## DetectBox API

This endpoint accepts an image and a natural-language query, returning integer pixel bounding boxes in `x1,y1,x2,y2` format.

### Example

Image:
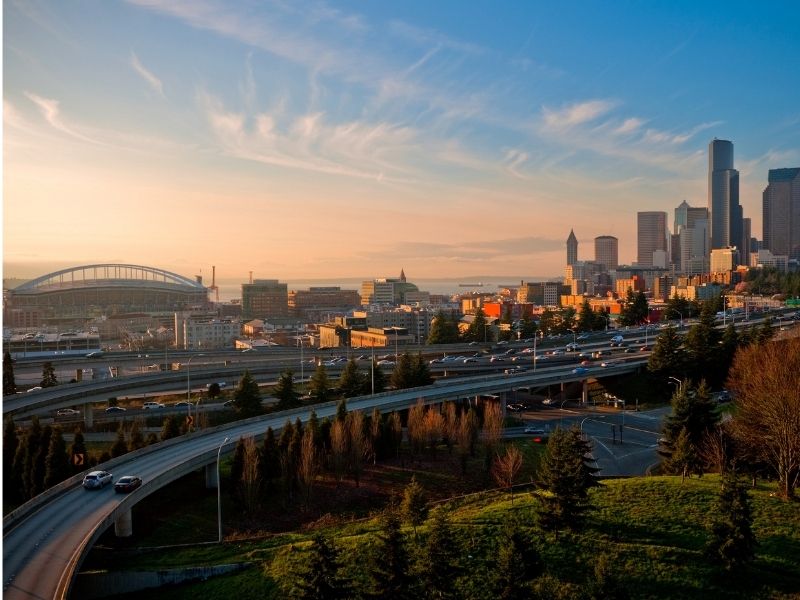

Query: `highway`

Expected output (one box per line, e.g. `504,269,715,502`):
3,359,648,600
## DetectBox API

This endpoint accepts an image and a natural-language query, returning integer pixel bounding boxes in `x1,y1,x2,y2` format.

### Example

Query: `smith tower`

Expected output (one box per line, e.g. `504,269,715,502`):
708,139,742,253
566,229,578,266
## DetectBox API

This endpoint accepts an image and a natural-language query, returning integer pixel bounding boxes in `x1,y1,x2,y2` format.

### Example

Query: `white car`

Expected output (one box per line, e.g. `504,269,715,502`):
83,470,113,490
56,408,81,417
142,401,165,410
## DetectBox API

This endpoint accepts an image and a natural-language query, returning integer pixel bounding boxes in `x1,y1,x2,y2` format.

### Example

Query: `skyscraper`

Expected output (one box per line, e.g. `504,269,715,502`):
673,200,709,273
594,236,618,271
637,212,668,267
763,167,800,261
708,139,742,253
566,229,578,266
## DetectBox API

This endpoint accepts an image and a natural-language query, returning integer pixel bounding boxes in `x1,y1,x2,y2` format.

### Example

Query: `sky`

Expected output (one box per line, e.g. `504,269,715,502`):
4,0,800,284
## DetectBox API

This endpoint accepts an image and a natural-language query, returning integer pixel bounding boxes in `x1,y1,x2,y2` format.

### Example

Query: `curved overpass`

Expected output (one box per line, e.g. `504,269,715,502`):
3,361,643,599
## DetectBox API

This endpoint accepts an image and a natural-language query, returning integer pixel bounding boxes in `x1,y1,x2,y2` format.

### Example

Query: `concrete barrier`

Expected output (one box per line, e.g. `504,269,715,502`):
72,562,254,599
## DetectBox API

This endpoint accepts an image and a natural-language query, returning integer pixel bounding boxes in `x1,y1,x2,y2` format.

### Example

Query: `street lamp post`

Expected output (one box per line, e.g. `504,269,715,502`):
667,376,682,394
217,436,229,543
559,397,570,427
665,308,683,329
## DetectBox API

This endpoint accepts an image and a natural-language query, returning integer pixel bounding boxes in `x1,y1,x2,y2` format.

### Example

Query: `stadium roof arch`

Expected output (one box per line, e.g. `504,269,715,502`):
14,264,205,294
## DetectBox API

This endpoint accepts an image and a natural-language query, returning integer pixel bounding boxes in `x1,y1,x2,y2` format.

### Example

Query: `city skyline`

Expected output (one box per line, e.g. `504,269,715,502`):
4,2,800,280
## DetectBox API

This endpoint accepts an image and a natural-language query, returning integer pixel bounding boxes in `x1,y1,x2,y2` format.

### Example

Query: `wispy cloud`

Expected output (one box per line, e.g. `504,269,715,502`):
541,99,616,130
130,51,165,97
24,91,104,145
504,149,530,179
614,117,646,136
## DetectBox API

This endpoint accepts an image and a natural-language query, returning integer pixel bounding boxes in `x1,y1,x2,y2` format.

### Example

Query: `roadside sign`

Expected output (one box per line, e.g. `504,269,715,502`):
186,415,194,427
73,453,85,466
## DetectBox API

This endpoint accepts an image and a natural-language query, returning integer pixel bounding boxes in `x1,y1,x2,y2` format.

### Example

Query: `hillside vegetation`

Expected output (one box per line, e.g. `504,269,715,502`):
108,475,800,600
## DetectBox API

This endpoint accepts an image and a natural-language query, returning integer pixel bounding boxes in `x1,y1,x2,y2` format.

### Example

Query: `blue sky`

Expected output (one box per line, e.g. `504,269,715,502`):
4,0,800,281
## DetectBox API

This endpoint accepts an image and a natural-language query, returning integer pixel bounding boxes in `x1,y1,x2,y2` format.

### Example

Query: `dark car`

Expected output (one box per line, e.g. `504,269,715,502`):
105,406,127,413
114,475,142,493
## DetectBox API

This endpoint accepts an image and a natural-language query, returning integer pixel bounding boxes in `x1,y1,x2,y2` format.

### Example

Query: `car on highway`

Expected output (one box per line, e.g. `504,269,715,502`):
623,347,635,353
572,367,589,375
222,399,236,408
523,426,546,435
85,351,104,358
542,398,555,405
206,382,228,389
56,408,81,417
83,470,113,490
173,401,193,408
142,401,165,410
489,356,505,362
114,476,142,494
462,357,477,363
376,360,395,366
639,346,650,352
105,406,127,413
26,386,43,393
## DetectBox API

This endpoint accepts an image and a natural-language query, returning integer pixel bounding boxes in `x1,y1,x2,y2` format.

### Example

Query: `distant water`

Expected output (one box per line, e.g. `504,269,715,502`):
214,276,558,302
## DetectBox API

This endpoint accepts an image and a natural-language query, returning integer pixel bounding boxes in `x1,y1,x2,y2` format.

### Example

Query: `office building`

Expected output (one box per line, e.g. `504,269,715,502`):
708,139,742,254
672,200,709,273
594,236,619,271
241,279,288,320
566,229,578,266
710,247,737,273
288,287,360,321
637,211,668,267
763,167,800,261
360,270,423,306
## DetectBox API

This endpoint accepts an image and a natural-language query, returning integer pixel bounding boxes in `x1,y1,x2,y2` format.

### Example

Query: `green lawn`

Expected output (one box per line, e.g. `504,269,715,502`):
100,475,800,599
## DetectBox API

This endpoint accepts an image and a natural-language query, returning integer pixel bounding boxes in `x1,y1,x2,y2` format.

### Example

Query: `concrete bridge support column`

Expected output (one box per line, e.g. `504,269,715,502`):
205,463,219,489
582,380,588,405
560,382,566,400
115,510,133,537
84,405,93,429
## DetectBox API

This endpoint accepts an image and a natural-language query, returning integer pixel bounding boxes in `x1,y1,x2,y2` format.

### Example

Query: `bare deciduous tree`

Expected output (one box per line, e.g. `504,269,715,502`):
423,407,444,459
492,444,524,504
407,400,426,457
482,401,504,456
330,419,348,486
442,402,458,455
298,428,321,505
241,437,261,514
347,410,367,487
727,337,800,499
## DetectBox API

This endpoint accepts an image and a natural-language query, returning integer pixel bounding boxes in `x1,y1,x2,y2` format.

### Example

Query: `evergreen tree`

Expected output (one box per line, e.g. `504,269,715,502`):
632,290,649,324
705,470,757,571
307,410,323,450
400,476,428,538
411,352,433,387
260,426,280,492
718,323,740,383
230,436,246,498
757,316,775,343
427,310,460,344
391,352,414,389
371,360,387,394
111,425,128,458
4,418,19,495
647,325,686,377
289,532,350,600
368,509,413,599
491,520,542,600
537,428,600,532
160,415,181,441
335,398,348,423
660,380,720,468
417,507,461,600
31,424,53,498
128,421,145,451
519,314,538,339
274,370,300,410
463,308,491,343
308,364,332,403
234,370,263,416
20,417,42,500
9,431,28,505
70,430,87,473
663,427,698,481
40,361,58,388
44,427,70,488
339,359,366,398
577,299,595,332
3,351,17,395
618,289,638,327
684,305,721,382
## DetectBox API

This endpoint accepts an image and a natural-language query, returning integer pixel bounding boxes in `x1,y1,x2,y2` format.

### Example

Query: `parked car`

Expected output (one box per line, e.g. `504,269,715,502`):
114,475,142,493
56,408,81,417
83,470,113,490
105,406,127,413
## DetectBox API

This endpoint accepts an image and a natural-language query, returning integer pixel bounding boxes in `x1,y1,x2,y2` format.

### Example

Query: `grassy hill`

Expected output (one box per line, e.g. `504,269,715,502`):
103,474,800,599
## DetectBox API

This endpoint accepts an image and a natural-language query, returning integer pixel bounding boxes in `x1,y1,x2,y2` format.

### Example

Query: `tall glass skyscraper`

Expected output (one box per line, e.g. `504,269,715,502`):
566,229,578,266
708,139,742,253
763,167,800,261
